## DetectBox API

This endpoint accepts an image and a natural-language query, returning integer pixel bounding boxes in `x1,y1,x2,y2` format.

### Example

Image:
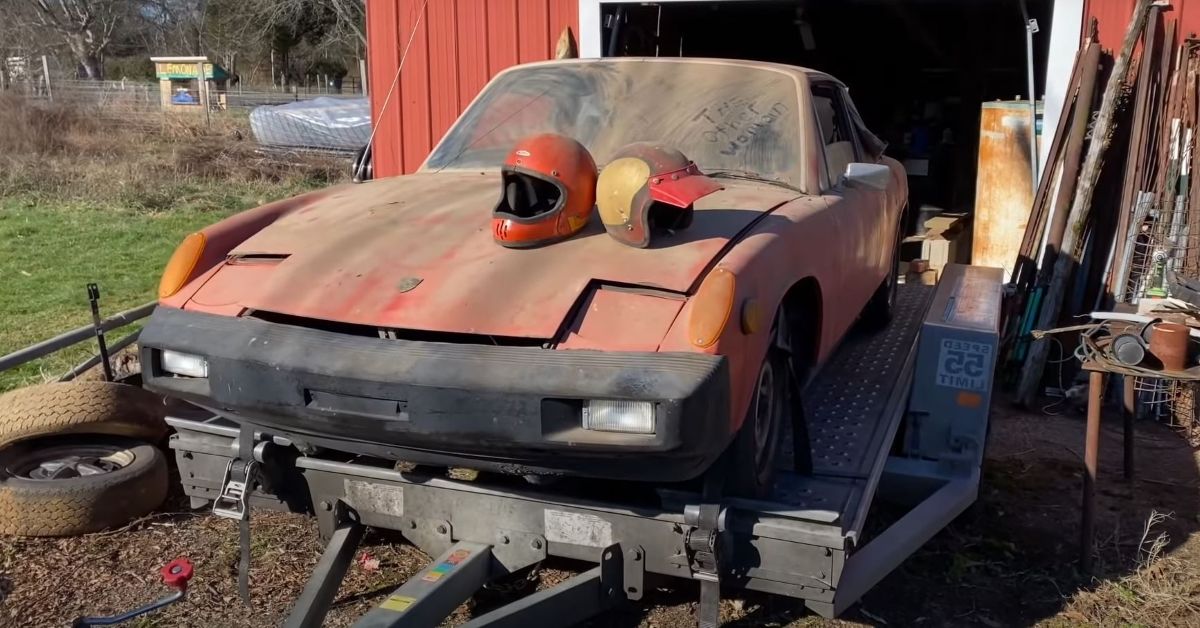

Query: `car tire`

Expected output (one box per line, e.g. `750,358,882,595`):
861,229,901,330
0,436,168,536
727,345,789,498
0,382,168,450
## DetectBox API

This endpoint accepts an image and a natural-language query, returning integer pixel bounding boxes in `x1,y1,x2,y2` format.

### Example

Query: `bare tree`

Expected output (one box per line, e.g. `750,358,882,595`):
250,0,364,49
15,0,128,79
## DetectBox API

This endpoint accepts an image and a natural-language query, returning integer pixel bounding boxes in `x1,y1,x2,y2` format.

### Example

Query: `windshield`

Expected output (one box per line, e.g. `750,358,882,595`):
423,60,803,185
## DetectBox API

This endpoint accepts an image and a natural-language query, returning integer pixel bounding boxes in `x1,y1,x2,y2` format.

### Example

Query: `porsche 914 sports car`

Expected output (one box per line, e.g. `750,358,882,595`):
141,58,907,496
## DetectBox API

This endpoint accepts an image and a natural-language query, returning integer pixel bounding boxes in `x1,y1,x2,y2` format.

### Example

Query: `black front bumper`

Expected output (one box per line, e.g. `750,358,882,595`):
140,308,732,482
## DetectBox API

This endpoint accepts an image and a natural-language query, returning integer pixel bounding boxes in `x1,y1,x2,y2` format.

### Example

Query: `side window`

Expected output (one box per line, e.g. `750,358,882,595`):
811,83,861,187
843,89,887,161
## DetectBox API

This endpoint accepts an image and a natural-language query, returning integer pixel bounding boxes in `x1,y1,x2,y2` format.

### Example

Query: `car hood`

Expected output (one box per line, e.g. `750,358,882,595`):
195,171,799,339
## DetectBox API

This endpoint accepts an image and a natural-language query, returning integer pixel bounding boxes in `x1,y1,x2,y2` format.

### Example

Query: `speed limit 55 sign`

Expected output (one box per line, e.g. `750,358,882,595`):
936,338,992,392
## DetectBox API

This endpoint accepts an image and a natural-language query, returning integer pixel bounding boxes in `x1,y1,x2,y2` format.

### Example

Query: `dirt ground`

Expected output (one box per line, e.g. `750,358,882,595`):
1,399,1198,627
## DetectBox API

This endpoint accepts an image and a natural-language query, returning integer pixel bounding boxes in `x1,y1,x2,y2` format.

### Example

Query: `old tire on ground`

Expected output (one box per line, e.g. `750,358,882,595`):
0,382,167,450
861,229,901,330
727,345,789,498
0,436,168,536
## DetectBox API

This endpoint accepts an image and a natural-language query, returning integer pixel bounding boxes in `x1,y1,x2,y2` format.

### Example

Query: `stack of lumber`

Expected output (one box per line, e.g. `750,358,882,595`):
1007,0,1200,404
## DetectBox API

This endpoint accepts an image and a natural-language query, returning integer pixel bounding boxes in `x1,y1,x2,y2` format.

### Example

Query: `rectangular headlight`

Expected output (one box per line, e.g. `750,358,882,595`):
161,350,208,378
582,400,655,434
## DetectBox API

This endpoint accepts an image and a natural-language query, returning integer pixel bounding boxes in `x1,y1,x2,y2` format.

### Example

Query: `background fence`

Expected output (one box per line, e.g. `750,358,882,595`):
1,56,369,157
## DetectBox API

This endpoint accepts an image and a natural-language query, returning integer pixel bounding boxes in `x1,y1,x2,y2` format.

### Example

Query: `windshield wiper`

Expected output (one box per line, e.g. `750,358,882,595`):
704,170,803,194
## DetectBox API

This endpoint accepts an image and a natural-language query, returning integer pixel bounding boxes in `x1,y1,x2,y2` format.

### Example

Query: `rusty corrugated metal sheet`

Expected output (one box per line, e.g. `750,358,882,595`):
367,0,579,178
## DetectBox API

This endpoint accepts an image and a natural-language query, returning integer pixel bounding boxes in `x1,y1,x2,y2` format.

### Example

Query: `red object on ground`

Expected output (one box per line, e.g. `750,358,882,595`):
160,558,194,590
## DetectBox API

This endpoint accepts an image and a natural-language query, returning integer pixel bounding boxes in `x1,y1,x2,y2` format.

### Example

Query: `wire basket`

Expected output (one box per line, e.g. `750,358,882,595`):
1119,196,1200,304
1132,377,1200,445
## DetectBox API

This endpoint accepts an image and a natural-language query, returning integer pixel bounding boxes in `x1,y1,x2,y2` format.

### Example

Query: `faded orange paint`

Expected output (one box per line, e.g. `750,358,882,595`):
169,59,906,437
558,289,686,352
187,173,798,339
367,0,579,177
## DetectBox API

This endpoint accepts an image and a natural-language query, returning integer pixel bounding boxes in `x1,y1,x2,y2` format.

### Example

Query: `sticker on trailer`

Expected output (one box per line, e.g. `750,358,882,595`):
420,550,470,582
544,510,613,548
936,338,992,392
380,595,415,612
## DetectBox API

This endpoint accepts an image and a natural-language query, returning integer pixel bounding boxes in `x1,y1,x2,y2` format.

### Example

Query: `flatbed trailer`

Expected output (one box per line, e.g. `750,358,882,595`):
167,263,1002,626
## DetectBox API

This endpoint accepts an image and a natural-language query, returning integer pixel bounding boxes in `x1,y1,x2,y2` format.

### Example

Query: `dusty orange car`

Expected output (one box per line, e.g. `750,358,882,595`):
140,58,907,496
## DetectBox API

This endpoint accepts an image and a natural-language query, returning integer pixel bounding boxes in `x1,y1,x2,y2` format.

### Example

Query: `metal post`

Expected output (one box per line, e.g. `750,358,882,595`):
1081,370,1103,572
359,58,369,96
41,55,52,101
1019,0,1040,194
1123,375,1136,480
196,61,210,127
283,521,365,628
86,284,114,382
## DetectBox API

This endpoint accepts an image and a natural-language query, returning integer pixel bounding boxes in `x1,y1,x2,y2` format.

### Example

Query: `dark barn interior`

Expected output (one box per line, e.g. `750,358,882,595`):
602,0,1054,229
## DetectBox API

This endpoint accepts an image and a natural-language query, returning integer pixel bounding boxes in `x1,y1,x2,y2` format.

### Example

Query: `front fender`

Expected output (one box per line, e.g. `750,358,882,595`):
159,186,341,309
660,195,837,432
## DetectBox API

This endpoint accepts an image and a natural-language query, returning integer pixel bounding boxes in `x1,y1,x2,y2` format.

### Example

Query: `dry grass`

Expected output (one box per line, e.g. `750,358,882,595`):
1064,511,1200,626
0,95,344,204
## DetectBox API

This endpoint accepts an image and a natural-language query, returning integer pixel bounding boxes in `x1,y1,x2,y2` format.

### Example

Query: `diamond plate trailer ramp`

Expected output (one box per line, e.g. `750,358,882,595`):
165,264,1002,626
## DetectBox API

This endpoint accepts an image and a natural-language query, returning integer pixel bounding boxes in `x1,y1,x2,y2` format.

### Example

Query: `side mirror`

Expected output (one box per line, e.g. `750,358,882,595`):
843,162,890,191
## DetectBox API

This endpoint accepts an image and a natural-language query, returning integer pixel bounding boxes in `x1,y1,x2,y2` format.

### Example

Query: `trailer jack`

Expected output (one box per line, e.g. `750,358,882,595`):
72,558,194,627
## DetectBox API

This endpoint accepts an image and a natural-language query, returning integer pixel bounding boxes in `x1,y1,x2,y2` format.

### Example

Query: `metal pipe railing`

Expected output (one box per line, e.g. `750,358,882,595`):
58,330,142,382
0,302,155,374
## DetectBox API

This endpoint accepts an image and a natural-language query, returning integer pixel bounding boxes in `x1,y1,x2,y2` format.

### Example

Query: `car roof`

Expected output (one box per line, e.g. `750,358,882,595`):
504,57,845,88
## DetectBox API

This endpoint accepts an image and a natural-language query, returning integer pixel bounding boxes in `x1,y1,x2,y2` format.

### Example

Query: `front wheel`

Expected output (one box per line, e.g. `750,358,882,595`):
727,346,789,498
861,229,901,330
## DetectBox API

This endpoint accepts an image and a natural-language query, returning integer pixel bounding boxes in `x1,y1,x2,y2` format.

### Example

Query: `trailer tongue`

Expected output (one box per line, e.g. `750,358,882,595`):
167,264,1001,627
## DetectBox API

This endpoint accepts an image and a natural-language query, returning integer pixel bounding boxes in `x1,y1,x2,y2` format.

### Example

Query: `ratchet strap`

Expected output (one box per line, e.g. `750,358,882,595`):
237,428,254,605
689,459,726,628
212,427,258,605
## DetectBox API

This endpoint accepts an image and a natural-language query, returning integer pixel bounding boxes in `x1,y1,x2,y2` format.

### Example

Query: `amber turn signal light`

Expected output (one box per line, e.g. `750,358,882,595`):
158,232,206,299
689,268,736,348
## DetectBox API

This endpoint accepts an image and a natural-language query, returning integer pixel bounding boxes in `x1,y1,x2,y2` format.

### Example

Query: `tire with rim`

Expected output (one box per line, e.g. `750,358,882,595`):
861,228,901,330
727,340,790,499
0,382,167,450
0,435,168,536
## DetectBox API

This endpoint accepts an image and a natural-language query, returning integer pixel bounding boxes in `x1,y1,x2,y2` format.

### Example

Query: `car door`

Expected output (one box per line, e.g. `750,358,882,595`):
811,82,882,312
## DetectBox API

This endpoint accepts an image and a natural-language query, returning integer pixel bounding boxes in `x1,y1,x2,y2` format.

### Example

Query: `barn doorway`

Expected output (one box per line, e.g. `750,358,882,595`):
597,0,1054,231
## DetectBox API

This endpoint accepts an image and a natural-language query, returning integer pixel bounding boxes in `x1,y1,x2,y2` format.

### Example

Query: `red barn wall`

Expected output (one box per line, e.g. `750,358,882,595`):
367,0,579,178
1085,0,1200,49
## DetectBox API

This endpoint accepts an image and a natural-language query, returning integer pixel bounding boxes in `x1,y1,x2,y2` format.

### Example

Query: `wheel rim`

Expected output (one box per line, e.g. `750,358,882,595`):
752,360,777,474
7,444,134,480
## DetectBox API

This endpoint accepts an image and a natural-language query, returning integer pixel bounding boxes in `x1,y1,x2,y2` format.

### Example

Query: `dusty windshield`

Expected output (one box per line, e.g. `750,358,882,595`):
423,60,802,185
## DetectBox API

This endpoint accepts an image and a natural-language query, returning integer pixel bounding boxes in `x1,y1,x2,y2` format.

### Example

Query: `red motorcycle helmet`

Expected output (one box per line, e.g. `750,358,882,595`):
596,143,723,248
492,133,598,248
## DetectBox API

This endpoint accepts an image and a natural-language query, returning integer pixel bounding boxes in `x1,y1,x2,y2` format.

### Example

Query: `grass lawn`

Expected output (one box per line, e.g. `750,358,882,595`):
0,93,341,392
0,185,309,392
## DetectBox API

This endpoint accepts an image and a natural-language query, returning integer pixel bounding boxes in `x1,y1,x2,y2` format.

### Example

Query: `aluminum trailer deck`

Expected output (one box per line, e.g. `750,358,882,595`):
167,264,1002,626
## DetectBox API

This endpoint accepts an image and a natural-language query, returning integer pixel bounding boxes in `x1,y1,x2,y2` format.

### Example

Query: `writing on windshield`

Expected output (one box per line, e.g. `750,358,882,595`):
424,60,802,185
